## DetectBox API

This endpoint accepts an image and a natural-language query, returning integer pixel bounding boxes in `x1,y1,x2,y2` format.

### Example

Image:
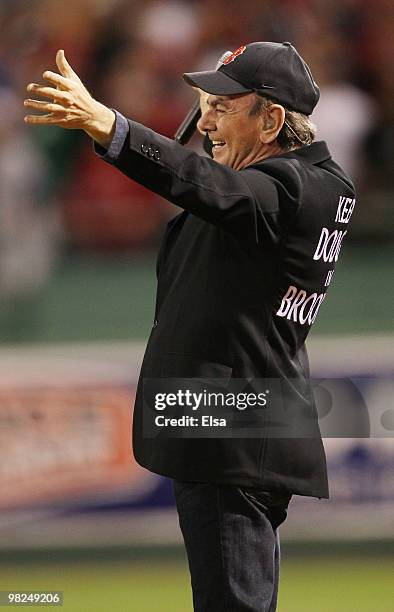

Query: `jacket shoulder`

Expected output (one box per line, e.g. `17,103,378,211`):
242,156,304,217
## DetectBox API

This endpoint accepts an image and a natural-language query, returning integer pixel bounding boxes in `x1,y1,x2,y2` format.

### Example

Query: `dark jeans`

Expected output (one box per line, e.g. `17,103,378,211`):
173,481,291,612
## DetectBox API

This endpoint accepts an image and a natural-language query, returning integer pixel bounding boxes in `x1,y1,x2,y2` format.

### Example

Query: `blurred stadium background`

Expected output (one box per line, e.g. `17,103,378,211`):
0,0,393,610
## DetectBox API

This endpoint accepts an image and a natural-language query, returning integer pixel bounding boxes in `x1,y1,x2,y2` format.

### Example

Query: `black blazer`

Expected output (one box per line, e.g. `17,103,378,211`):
100,120,356,498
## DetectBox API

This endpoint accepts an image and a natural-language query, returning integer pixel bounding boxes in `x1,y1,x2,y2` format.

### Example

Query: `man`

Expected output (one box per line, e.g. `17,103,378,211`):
25,42,356,611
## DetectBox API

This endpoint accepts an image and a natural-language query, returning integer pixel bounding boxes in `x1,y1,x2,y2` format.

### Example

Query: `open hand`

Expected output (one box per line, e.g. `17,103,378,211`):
24,50,116,147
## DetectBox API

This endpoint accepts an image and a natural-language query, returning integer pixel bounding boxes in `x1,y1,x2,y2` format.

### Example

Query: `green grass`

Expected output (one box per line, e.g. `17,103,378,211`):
279,557,393,612
1,556,392,611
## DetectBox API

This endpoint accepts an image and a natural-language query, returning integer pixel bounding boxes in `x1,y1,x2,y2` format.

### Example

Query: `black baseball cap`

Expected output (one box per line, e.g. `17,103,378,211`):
183,42,319,115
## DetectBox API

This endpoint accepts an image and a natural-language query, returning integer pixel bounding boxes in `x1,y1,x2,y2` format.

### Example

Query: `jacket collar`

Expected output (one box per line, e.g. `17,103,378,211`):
251,141,332,167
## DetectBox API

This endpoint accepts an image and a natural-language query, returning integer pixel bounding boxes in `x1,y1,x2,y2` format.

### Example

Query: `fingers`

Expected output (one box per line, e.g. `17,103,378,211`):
56,49,81,81
24,51,91,130
24,99,66,113
26,83,70,103
42,71,73,89
24,113,66,125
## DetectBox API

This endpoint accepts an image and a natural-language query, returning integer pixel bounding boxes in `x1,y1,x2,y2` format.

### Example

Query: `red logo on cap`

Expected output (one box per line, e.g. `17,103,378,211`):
223,45,246,65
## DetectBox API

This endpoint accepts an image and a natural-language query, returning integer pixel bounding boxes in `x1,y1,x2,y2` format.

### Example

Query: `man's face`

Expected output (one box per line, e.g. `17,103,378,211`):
197,92,264,171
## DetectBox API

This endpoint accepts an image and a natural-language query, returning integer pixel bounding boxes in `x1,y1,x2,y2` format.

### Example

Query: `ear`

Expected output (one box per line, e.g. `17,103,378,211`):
259,104,285,144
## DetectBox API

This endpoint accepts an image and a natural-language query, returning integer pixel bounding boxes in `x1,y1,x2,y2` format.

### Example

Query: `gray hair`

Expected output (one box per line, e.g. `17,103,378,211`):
249,94,316,151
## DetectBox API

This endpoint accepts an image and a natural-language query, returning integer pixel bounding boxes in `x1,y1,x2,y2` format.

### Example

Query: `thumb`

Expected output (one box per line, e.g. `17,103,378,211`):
56,49,81,81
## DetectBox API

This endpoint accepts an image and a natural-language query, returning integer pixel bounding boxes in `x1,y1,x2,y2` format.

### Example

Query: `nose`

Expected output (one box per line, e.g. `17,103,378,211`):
197,106,215,136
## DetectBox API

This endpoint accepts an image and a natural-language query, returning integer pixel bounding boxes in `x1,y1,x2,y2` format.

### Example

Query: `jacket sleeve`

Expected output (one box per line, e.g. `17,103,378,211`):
96,117,302,244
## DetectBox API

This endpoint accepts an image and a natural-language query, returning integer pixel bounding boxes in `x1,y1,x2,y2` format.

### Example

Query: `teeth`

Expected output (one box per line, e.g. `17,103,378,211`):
212,141,225,146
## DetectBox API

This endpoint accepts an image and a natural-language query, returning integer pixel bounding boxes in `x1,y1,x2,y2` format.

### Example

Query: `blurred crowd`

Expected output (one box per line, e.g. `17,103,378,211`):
0,0,392,300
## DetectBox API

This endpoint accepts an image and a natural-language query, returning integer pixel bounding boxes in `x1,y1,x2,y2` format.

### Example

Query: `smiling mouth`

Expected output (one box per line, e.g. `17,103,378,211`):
212,141,226,151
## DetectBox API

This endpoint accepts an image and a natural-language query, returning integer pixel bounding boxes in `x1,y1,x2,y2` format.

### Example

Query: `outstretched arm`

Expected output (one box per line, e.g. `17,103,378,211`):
24,51,289,243
24,50,116,148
